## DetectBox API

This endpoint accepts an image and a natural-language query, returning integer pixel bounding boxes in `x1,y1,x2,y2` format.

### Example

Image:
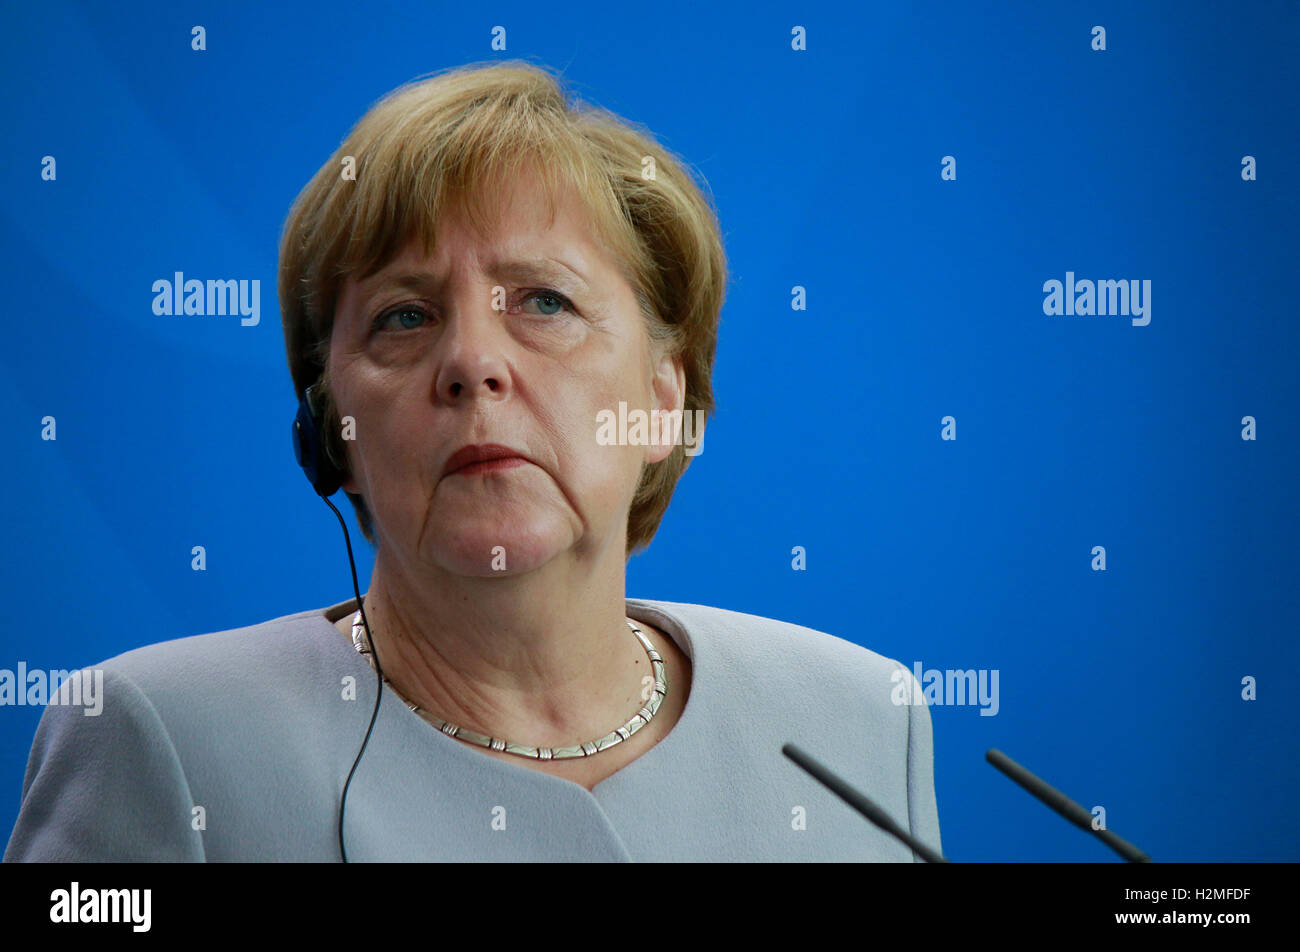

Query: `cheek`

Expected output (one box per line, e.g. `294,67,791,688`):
355,398,429,483
587,353,650,409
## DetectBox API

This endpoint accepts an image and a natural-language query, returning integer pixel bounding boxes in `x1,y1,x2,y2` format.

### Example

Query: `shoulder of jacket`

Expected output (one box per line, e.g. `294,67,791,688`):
81,606,340,708
627,597,911,683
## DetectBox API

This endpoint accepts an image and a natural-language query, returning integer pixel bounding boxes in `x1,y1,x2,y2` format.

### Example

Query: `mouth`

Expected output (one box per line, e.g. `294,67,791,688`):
446,457,528,477
442,443,531,477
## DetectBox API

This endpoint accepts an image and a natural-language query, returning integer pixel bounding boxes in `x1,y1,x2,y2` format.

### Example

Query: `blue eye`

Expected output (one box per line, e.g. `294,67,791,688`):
371,290,576,334
372,307,429,333
521,290,575,317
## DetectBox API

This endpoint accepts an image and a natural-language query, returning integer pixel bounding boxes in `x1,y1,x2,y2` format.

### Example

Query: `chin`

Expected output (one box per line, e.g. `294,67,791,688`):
424,519,576,576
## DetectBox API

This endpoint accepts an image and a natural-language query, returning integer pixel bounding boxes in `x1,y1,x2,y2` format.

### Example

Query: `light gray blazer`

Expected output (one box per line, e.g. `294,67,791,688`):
4,598,941,862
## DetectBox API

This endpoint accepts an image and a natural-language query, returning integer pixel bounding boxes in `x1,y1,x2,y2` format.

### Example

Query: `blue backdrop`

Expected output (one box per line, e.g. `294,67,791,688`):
2,0,1296,862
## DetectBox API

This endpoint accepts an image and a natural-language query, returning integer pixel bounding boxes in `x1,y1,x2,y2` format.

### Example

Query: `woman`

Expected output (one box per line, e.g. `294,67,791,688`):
4,60,940,862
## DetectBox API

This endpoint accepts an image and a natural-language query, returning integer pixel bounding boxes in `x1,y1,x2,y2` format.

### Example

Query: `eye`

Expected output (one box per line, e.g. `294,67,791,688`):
369,290,576,334
518,289,576,317
371,306,430,333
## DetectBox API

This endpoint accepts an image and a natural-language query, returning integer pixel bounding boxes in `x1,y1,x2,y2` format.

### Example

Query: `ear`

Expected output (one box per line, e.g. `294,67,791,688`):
646,348,686,466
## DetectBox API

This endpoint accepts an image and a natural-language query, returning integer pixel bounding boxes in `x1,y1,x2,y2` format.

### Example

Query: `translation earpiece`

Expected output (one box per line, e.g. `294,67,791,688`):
292,382,345,497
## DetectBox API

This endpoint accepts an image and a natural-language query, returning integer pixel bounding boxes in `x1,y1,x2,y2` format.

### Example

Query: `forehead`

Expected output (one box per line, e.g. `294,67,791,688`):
351,169,612,295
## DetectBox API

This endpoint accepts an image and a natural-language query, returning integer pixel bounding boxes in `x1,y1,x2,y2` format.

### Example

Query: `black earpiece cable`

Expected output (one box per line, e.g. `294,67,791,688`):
320,493,383,863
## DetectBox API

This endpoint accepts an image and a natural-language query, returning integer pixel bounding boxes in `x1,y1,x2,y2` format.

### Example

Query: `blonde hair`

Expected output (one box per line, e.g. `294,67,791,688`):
277,59,727,557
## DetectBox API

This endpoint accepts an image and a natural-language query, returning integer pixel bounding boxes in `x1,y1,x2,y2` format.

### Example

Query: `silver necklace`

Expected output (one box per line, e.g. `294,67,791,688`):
350,610,668,760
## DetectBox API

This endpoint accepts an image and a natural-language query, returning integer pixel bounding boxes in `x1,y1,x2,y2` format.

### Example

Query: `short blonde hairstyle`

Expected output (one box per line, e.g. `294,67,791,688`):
278,59,727,557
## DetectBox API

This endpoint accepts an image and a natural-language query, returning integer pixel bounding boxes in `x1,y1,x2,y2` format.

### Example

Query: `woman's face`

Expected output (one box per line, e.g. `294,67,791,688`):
328,170,683,576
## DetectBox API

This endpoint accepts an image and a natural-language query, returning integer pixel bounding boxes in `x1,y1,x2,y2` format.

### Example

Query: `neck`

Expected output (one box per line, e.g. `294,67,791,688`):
359,540,647,746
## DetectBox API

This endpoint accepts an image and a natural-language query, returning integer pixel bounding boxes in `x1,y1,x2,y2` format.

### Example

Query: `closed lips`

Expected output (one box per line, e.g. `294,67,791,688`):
442,444,528,475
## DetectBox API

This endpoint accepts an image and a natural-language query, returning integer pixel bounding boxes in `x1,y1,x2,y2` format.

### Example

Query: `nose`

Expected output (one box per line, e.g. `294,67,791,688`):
432,288,513,404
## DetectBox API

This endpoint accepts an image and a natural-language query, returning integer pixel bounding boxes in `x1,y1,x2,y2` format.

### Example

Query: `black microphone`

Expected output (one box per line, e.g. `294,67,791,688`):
782,742,949,863
986,748,1152,862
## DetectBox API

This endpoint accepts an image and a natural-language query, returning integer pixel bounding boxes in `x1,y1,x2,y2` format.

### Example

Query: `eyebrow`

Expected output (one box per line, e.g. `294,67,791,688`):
358,257,592,297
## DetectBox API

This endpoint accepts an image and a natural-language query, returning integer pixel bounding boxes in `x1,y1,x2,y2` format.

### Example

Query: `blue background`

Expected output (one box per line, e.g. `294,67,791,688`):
1,0,1296,862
